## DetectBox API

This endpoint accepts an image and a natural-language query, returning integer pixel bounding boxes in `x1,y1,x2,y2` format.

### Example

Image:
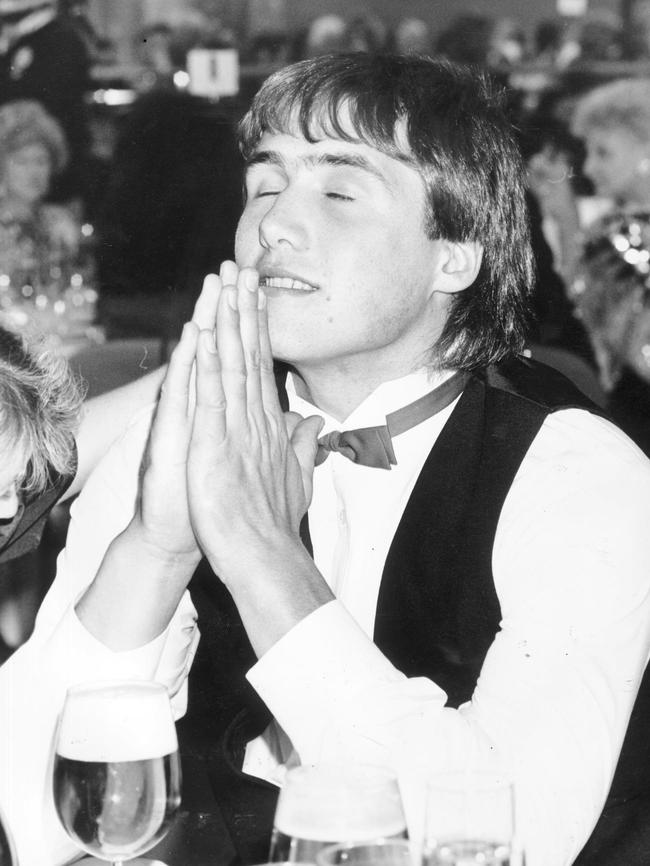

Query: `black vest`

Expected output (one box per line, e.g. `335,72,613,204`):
176,357,650,865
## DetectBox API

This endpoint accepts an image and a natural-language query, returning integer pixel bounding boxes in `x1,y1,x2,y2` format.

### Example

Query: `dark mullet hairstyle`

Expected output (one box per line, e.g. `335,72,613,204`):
238,53,534,370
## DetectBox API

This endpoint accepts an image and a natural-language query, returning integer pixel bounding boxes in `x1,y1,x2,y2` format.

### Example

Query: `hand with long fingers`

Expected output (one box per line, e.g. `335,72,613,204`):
186,266,332,654
136,321,202,559
191,262,240,330
76,321,205,649
134,263,237,554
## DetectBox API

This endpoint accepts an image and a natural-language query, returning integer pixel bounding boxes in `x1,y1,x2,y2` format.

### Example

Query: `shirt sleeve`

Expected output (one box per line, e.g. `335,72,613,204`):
0,404,199,866
247,409,650,866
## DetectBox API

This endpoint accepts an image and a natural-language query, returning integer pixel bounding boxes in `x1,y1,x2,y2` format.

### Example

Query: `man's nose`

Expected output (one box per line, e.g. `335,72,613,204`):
258,189,308,251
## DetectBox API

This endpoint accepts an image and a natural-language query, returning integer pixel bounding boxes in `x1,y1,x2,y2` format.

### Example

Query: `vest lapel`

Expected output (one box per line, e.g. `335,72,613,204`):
374,368,550,708
373,376,498,707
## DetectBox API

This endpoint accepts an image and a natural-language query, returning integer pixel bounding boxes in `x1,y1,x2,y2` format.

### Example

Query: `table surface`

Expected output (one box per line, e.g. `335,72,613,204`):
144,807,238,866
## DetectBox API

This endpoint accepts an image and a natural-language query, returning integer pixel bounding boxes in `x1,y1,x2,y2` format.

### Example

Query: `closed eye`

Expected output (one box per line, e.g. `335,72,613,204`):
326,192,354,201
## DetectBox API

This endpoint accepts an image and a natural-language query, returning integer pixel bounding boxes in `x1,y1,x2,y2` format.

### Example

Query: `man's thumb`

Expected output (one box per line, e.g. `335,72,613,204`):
291,414,325,469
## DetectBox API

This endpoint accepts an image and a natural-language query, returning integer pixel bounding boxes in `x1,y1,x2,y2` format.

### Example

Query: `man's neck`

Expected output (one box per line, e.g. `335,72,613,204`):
290,358,435,421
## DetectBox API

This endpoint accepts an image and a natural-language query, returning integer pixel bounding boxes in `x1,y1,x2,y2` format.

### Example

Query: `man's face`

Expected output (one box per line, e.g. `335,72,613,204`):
235,125,451,379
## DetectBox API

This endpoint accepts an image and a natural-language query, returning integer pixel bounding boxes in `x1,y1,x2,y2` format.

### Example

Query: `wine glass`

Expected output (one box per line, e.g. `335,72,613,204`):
269,764,407,864
422,771,524,866
52,680,182,866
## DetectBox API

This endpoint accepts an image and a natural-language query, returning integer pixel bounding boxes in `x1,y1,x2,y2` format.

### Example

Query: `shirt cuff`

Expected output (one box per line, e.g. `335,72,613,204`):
247,600,437,764
42,590,198,703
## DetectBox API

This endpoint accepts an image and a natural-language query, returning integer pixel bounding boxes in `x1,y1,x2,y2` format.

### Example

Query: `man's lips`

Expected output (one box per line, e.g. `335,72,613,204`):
258,272,319,293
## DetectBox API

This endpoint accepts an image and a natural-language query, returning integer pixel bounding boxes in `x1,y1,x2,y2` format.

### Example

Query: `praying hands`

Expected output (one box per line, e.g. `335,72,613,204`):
184,263,333,654
153,263,332,655
76,264,331,656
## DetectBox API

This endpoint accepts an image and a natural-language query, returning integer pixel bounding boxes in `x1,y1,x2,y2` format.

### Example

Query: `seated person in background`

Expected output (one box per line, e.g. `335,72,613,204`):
0,100,80,287
342,14,386,54
299,14,346,59
3,54,650,866
527,77,650,282
95,87,243,336
571,212,650,451
389,17,431,55
0,0,91,203
528,77,650,450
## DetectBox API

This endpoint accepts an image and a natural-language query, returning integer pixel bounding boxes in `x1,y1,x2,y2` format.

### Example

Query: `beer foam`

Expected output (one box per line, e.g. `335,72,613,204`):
56,682,178,762
274,766,407,841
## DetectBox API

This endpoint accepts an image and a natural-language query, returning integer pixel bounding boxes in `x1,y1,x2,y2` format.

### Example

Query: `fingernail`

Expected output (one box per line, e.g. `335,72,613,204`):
228,288,238,310
220,260,237,284
245,270,258,292
258,290,266,309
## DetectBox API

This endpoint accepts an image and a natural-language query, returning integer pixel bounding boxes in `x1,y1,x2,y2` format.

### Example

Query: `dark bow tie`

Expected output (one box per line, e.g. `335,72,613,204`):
316,371,469,470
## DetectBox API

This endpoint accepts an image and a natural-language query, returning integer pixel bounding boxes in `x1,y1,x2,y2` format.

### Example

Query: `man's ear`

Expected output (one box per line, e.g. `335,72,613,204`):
433,240,484,295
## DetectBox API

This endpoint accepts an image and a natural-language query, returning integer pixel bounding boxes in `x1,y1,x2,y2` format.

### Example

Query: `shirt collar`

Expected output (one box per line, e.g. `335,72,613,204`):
287,367,456,434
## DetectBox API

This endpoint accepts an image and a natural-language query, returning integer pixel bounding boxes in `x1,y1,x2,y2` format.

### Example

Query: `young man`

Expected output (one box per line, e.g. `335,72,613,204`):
3,54,650,866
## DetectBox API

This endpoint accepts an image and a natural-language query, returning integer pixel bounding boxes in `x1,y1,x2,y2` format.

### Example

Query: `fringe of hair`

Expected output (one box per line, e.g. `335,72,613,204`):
0,328,85,496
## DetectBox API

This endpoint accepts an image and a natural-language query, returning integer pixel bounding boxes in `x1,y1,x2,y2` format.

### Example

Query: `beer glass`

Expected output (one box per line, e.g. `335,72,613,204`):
52,681,181,866
269,764,407,864
423,771,524,866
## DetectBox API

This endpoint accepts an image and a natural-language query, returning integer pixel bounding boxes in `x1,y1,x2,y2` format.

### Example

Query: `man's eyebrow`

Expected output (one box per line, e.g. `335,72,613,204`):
245,150,284,169
310,152,386,182
245,149,388,184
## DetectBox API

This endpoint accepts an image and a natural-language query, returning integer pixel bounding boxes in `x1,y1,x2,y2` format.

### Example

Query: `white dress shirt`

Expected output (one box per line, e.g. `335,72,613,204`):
2,369,650,866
